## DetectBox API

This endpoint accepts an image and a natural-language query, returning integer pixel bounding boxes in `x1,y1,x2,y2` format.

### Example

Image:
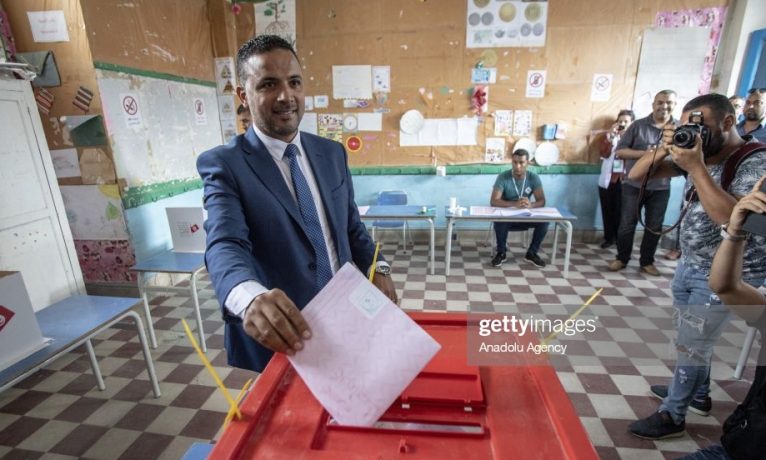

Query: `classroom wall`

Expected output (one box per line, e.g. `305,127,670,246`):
125,174,687,263
295,0,729,167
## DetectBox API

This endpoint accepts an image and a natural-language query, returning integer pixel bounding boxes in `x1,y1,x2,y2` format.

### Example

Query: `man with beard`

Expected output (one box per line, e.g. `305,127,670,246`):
609,90,677,276
197,35,396,372
626,93,766,439
737,88,766,143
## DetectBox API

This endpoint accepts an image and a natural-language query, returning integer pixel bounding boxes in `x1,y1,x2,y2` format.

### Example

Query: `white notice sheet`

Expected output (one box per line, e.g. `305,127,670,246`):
288,263,441,426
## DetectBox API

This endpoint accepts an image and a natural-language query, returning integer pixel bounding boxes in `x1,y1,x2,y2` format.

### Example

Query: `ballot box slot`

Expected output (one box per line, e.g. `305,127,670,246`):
326,417,485,436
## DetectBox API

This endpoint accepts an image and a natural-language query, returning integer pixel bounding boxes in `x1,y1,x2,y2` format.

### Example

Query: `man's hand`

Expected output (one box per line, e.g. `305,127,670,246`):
667,134,705,174
518,197,531,208
728,175,766,234
242,289,311,355
372,274,398,305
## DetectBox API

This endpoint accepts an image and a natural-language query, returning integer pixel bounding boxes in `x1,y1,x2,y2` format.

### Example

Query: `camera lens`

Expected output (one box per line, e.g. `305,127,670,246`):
672,127,696,149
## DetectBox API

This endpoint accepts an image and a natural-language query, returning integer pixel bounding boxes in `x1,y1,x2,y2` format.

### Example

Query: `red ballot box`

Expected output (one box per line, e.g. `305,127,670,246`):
210,313,597,459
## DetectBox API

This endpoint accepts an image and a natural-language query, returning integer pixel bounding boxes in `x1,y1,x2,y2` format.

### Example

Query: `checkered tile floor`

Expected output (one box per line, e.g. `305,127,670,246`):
0,239,760,459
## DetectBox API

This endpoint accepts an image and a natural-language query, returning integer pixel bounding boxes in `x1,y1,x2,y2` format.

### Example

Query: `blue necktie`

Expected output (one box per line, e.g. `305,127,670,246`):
284,144,333,289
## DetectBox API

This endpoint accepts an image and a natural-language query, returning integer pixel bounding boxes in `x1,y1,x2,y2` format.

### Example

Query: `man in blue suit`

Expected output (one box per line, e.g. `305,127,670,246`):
197,35,397,373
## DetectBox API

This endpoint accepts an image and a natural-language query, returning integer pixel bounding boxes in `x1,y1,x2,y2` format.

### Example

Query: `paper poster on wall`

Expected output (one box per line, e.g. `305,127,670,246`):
485,137,505,162
357,113,382,131
333,65,373,100
59,185,128,240
50,148,80,178
27,11,69,43
218,97,236,121
318,114,343,142
299,112,318,135
494,110,513,136
466,0,548,48
304,96,314,111
512,110,532,137
525,70,546,98
221,119,237,143
193,98,207,125
314,95,329,108
342,114,358,133
590,74,613,102
256,0,296,47
372,66,391,92
632,27,709,119
119,92,142,128
214,57,236,95
400,117,478,147
471,68,497,84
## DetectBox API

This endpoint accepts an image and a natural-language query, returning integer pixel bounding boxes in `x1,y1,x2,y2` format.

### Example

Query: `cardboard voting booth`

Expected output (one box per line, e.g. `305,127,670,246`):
0,272,48,372
166,207,206,253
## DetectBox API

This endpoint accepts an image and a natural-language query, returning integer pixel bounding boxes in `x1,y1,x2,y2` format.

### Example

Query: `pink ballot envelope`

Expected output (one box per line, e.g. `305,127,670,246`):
287,263,441,427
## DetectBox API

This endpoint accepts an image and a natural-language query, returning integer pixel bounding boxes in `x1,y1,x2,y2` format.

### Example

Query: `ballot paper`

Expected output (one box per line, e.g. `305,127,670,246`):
469,206,562,218
288,263,441,426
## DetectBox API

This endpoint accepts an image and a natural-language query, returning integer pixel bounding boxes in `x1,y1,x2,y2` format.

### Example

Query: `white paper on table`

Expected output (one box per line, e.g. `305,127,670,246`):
357,113,382,131
332,65,373,100
469,206,561,218
288,263,441,427
299,112,318,135
469,206,499,216
50,148,81,178
357,205,370,215
498,206,562,218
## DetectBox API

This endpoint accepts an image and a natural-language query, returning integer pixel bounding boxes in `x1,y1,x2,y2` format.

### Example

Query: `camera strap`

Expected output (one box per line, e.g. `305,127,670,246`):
639,139,766,236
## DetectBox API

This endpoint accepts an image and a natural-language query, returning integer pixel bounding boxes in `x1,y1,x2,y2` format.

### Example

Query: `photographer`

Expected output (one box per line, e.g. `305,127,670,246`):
597,109,635,249
609,90,677,276
678,176,766,459
626,93,766,440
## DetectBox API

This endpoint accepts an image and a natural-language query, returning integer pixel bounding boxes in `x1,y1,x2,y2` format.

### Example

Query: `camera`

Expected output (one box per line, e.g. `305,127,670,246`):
672,111,710,149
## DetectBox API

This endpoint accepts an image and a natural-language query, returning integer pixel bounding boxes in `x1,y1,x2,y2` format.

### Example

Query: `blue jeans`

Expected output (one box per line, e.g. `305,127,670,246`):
662,260,764,423
494,221,549,256
675,443,729,460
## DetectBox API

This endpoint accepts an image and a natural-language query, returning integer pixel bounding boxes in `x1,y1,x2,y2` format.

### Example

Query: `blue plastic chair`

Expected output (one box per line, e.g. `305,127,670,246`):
371,190,410,248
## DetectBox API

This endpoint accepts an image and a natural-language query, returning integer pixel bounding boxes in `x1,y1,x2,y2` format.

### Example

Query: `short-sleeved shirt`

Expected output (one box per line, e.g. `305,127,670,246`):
737,120,766,143
493,170,542,201
616,114,673,191
680,147,766,280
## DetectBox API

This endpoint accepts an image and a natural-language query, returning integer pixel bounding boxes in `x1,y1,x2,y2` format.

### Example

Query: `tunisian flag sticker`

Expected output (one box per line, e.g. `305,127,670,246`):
0,305,15,332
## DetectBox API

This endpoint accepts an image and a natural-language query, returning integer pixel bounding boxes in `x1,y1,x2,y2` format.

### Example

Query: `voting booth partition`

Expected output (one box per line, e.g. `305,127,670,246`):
210,313,597,459
0,272,48,372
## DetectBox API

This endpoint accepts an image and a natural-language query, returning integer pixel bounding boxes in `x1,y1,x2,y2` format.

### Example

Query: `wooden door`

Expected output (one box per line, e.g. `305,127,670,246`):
0,79,83,310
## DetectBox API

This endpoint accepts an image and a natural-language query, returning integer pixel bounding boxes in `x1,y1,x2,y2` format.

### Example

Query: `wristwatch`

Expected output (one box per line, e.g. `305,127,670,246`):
720,224,746,242
374,264,391,276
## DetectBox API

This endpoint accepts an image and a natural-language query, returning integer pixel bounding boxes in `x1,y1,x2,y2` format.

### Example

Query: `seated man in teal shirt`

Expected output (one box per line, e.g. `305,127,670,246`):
490,149,549,268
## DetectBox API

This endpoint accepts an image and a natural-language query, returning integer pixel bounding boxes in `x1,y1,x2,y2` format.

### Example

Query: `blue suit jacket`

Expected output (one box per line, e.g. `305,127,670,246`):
196,128,379,372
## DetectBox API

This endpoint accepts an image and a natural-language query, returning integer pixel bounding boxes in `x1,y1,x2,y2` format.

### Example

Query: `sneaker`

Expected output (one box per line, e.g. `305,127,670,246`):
640,264,661,276
525,252,546,268
608,259,626,271
490,253,507,267
629,411,685,440
650,385,712,416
